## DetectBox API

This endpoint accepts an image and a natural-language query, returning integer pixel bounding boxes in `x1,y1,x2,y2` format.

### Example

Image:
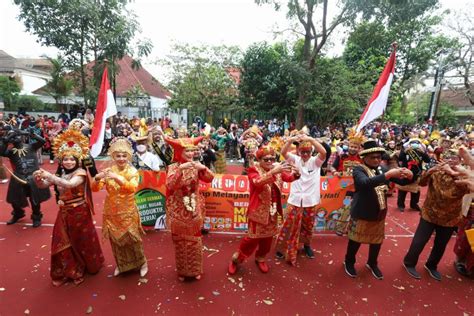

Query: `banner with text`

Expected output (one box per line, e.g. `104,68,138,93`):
136,171,354,233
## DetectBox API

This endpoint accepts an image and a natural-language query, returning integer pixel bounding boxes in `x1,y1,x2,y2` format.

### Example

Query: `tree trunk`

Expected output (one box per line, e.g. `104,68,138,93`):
80,20,88,108
296,87,306,129
400,94,408,115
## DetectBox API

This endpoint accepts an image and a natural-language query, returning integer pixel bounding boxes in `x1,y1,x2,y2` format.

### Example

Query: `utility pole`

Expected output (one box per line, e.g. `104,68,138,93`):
427,50,447,129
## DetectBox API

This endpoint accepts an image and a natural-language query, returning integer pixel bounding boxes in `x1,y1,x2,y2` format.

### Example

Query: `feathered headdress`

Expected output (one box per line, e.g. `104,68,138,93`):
347,128,365,145
53,129,89,161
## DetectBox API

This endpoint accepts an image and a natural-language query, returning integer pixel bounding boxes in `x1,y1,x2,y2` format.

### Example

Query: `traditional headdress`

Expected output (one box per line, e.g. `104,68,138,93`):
298,140,313,151
347,128,365,146
429,130,441,141
108,137,133,158
68,118,89,131
165,136,203,163
248,125,260,138
359,140,386,157
53,129,89,161
256,146,275,160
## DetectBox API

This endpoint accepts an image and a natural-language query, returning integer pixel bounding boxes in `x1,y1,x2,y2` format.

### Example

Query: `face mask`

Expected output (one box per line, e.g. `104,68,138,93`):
342,145,348,151
411,143,420,150
136,144,147,152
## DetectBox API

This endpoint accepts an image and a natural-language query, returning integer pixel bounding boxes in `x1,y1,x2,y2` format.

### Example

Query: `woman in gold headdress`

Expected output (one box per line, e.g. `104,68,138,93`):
91,137,148,277
33,129,104,286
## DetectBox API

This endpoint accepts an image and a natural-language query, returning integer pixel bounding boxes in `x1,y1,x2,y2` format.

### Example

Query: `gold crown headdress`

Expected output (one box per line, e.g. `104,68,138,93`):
108,137,133,157
347,128,365,145
53,129,89,161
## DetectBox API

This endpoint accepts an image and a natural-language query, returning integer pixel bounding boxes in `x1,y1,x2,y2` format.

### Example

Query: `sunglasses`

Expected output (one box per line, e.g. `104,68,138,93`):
300,150,312,155
262,157,276,162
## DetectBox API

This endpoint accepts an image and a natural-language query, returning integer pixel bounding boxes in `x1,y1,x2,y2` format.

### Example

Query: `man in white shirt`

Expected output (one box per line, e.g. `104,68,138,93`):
276,134,326,265
132,136,163,171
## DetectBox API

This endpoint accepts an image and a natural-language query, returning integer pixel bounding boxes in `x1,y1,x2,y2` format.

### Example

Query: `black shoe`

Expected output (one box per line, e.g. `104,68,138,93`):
398,206,405,212
344,262,357,278
454,261,469,277
366,263,383,280
303,245,315,259
201,228,209,235
6,215,25,225
410,205,422,212
424,264,441,281
403,263,421,279
275,251,284,259
32,219,42,228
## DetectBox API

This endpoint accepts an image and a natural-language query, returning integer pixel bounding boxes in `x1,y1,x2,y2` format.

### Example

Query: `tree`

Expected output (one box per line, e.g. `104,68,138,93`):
169,64,239,125
256,0,367,128
14,0,152,107
239,42,297,117
0,75,21,108
162,44,242,125
446,9,474,106
343,1,456,115
306,57,360,126
44,56,74,108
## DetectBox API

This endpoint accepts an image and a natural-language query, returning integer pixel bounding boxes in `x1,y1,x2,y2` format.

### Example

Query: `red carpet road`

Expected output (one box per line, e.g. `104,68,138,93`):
0,161,472,315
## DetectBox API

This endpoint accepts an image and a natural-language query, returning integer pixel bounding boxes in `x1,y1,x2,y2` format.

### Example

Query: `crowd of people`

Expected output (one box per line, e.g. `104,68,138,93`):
0,109,473,287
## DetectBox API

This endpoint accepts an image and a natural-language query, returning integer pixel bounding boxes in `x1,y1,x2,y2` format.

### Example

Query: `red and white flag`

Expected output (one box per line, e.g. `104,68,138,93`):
90,66,117,158
356,47,396,132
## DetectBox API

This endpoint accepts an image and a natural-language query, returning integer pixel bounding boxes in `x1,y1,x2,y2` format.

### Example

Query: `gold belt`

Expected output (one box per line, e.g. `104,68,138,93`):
58,197,86,208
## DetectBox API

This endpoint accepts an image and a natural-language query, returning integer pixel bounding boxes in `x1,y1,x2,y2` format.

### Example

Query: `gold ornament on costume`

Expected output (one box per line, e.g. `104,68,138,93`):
108,137,133,158
12,146,28,157
53,129,89,161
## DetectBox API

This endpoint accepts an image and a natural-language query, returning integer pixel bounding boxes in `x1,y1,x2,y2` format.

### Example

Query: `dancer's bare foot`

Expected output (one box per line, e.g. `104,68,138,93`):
178,276,185,282
195,274,202,280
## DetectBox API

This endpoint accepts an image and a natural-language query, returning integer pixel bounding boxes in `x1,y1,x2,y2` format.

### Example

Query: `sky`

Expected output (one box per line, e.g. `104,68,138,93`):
0,0,471,82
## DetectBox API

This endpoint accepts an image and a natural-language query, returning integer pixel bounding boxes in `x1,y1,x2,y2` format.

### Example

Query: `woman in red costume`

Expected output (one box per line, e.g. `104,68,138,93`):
165,136,214,281
228,146,299,275
33,129,104,286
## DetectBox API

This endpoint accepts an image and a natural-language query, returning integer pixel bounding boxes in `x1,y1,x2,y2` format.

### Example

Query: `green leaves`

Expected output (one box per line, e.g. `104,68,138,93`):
14,0,152,107
162,44,241,124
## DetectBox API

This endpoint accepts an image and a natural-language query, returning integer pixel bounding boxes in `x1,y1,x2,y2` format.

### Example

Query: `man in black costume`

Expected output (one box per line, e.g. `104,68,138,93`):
1,128,51,227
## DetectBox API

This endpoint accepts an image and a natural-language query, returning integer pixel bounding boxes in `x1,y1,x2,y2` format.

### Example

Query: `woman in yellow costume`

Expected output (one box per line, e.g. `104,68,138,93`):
91,137,148,277
165,136,214,281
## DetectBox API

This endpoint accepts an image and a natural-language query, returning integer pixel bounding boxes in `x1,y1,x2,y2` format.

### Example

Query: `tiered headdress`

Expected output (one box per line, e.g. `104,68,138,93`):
53,129,89,161
108,137,133,157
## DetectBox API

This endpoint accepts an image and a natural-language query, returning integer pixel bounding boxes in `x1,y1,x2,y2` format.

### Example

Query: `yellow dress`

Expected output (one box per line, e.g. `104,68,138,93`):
91,164,146,273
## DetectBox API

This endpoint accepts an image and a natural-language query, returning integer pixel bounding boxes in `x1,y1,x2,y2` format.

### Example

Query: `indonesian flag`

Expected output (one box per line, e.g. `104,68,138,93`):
90,66,117,157
356,47,396,132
